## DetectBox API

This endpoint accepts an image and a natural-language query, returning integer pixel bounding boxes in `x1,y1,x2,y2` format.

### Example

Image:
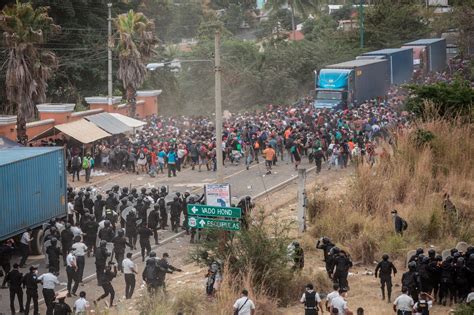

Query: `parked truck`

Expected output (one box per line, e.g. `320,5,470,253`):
402,38,446,75
0,147,67,254
356,47,414,85
314,59,389,109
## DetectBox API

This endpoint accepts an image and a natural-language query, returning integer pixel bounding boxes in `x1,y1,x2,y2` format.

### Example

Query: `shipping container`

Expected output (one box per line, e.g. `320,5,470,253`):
0,147,67,254
357,47,414,85
403,38,447,73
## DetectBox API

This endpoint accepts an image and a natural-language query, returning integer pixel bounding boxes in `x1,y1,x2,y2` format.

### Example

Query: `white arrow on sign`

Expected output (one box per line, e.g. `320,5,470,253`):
191,206,198,214
199,219,206,226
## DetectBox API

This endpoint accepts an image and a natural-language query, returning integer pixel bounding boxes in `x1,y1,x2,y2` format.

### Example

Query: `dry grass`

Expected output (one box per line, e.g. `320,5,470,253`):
308,117,474,263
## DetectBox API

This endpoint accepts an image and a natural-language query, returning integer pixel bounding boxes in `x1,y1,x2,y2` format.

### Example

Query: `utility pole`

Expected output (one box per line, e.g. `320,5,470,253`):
107,2,113,106
359,0,364,49
290,0,296,41
215,31,224,184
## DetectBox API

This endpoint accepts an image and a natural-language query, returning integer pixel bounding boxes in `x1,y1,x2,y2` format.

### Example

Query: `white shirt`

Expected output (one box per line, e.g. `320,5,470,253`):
66,253,76,267
74,297,90,314
467,292,474,303
68,202,74,215
413,300,433,315
38,273,59,289
122,258,136,274
70,226,82,238
233,296,255,315
331,296,348,315
71,242,88,256
300,290,321,303
326,290,340,306
393,294,414,311
21,232,31,245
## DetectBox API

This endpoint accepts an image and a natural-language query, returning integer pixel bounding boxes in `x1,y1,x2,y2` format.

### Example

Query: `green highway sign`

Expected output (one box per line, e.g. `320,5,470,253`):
187,204,241,219
188,216,241,231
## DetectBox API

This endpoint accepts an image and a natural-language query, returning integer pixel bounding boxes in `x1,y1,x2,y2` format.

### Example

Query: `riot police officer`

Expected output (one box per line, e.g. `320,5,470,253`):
83,192,94,215
111,229,132,272
73,191,84,224
105,192,118,213
331,248,352,290
46,238,61,275
375,254,397,302
60,223,74,267
125,210,138,249
148,205,160,245
402,261,421,303
98,220,115,243
83,214,99,257
93,194,106,222
95,240,110,286
158,197,168,230
169,196,181,233
138,223,153,262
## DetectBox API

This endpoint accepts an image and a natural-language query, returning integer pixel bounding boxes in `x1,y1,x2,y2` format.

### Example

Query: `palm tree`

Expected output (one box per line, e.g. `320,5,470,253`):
265,0,319,39
115,10,157,118
0,1,59,143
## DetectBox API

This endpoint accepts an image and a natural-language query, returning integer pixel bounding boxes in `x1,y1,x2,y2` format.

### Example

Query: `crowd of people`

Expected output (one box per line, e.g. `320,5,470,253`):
61,92,410,185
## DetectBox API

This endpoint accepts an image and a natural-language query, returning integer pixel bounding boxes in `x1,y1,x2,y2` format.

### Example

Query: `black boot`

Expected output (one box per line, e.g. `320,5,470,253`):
381,287,385,300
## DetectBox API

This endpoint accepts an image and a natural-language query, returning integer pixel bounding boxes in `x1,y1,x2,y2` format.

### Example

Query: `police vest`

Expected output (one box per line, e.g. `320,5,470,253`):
304,291,317,309
416,300,429,315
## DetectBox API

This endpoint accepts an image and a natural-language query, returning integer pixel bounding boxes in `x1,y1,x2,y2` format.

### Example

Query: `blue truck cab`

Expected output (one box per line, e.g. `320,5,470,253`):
314,69,352,110
314,59,389,110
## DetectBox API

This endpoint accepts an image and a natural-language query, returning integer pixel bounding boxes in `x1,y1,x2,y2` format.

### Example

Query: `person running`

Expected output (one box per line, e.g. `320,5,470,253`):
122,253,138,299
94,262,117,308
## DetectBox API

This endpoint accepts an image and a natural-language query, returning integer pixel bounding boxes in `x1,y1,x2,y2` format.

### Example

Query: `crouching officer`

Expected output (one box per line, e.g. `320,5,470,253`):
375,254,397,302
300,283,323,315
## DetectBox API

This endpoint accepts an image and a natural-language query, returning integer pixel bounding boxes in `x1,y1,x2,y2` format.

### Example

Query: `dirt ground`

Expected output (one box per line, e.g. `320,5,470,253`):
49,167,456,314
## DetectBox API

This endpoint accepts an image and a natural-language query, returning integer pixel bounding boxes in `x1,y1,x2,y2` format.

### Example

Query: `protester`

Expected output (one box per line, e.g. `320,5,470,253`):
73,291,90,315
122,252,138,299
393,287,415,315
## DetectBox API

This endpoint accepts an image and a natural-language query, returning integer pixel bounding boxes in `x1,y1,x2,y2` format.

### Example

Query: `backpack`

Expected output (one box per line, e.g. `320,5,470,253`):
144,260,158,281
82,158,89,169
72,156,80,168
402,218,408,231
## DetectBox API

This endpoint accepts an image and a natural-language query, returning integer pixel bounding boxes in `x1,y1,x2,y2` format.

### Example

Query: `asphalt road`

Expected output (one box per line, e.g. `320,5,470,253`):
0,154,317,312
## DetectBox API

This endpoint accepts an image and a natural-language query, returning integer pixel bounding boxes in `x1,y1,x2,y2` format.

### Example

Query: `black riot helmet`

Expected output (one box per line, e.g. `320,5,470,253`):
108,192,114,197
131,188,137,194
154,204,159,210
104,220,111,228
245,196,251,201
445,256,453,263
160,186,166,192
408,261,417,271
117,229,124,237
84,191,90,198
128,195,134,202
415,248,424,255
136,197,143,203
331,247,340,255
141,187,147,194
122,187,129,193
428,249,435,258
121,198,128,204
50,237,58,245
173,196,179,202
96,194,102,200
382,254,389,261
112,185,119,192
100,240,107,248
151,188,157,193
149,251,156,258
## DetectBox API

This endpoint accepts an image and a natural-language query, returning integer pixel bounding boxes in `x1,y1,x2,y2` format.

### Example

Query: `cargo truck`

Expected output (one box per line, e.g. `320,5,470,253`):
0,147,67,254
402,38,446,74
356,47,414,85
314,59,389,109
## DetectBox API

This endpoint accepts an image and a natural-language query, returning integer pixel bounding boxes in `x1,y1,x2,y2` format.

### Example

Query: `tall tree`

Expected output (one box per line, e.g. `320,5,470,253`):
0,0,59,143
115,9,157,117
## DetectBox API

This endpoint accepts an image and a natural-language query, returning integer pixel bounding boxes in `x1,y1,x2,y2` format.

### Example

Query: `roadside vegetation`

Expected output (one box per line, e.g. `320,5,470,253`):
307,106,473,264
